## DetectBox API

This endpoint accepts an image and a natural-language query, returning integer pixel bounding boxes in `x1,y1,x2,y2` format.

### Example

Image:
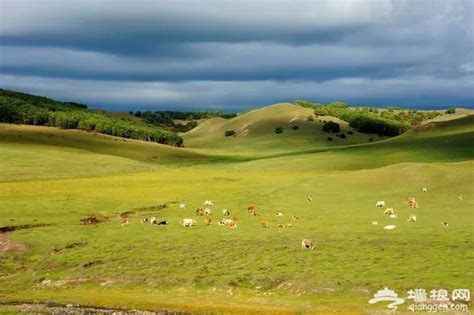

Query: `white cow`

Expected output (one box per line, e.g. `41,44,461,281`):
222,209,230,216
376,201,386,208
204,208,212,216
179,203,186,209
150,217,157,224
301,238,315,250
384,225,396,230
421,187,428,192
204,200,214,206
389,214,397,219
180,218,196,227
276,212,283,217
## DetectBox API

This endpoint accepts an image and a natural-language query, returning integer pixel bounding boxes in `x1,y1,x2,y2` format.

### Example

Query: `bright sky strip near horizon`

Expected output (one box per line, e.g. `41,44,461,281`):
0,0,473,111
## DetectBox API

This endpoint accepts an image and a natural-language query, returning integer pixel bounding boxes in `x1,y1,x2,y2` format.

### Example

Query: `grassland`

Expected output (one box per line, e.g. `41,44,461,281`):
0,107,473,313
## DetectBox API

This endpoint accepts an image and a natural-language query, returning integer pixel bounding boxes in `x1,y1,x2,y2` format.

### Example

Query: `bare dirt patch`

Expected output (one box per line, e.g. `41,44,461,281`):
80,214,109,225
0,234,27,254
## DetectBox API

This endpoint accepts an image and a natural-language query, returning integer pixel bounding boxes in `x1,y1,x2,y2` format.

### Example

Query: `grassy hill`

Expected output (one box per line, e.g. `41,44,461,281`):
183,103,388,154
0,100,473,312
0,89,183,146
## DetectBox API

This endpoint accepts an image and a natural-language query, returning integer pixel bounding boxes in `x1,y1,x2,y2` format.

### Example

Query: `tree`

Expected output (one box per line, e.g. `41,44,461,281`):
322,121,340,133
225,130,236,137
446,108,456,114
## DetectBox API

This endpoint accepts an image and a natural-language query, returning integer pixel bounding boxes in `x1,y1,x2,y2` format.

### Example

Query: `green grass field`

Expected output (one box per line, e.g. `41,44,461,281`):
0,107,473,313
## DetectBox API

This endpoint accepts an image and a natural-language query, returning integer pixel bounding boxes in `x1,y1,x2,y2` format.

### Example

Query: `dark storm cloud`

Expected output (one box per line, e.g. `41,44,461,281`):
0,0,473,109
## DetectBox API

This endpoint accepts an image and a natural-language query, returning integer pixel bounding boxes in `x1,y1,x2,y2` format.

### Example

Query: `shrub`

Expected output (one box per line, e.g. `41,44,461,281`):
327,136,333,141
369,138,374,142
275,127,283,134
347,130,354,135
337,133,346,139
307,115,314,121
446,108,456,114
291,125,299,130
322,121,340,133
225,130,236,137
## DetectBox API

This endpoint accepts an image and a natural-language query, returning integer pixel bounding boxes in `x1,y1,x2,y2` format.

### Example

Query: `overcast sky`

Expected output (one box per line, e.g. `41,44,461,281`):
0,0,473,111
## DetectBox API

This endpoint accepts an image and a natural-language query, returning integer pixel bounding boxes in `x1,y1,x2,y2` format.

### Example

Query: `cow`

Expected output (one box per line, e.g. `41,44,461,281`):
406,197,419,208
180,219,195,227
142,217,148,223
179,203,186,209
389,213,397,219
232,216,239,222
204,217,212,225
458,195,463,202
204,208,212,216
407,214,417,223
150,217,157,224
227,222,237,229
195,208,204,216
441,221,449,227
384,208,395,216
219,219,234,227
157,220,168,225
383,225,396,230
277,224,285,229
276,212,283,217
376,201,386,208
421,187,428,192
301,238,315,250
247,205,256,213
372,221,378,225
222,209,230,216
292,215,299,221
286,223,293,228
204,200,214,206
260,220,269,228
307,195,313,202
121,217,129,226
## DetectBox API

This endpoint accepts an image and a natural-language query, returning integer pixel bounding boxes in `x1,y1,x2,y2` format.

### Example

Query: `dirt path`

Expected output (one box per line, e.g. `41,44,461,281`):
0,301,185,314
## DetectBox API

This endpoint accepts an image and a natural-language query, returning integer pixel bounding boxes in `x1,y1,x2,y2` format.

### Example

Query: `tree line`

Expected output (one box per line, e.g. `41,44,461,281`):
131,110,236,132
294,100,442,137
0,89,183,146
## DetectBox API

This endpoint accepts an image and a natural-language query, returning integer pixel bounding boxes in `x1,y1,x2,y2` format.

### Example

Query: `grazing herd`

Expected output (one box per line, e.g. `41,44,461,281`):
374,188,460,230
122,199,314,250
117,187,461,250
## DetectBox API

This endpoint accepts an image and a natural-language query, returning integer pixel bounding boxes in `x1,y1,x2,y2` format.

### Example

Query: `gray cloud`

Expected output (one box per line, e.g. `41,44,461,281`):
0,0,473,109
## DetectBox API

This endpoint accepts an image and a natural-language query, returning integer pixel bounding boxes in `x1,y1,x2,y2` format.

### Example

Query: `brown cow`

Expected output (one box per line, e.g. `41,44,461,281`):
204,217,212,225
195,208,204,216
247,205,256,213
260,220,269,228
406,197,419,208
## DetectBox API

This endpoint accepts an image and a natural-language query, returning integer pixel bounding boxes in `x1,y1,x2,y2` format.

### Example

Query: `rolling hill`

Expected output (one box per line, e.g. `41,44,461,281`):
183,103,388,154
